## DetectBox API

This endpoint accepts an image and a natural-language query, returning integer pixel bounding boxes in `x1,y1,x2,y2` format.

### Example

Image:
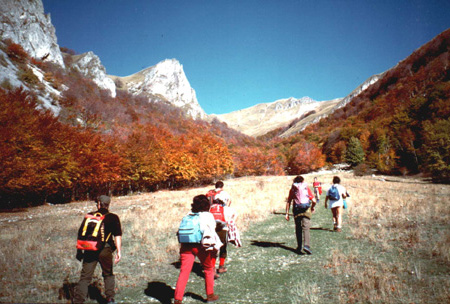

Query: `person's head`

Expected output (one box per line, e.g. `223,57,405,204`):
333,176,341,184
96,195,111,209
192,195,210,213
314,177,318,181
293,176,304,184
215,181,224,189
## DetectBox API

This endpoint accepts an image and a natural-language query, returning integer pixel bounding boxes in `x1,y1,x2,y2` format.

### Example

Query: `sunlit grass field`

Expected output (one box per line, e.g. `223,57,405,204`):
0,172,449,303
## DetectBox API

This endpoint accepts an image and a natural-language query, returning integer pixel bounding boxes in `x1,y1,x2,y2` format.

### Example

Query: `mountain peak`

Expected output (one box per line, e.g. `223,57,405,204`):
112,58,206,119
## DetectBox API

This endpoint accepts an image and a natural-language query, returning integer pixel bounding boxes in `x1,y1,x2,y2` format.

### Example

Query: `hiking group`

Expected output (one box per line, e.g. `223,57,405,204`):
72,177,347,304
72,181,240,304
285,175,349,255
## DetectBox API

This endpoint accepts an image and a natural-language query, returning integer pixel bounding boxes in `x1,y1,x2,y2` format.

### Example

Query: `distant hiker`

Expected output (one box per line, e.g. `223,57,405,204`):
324,176,348,232
343,190,351,209
74,195,122,304
174,195,221,304
206,180,232,206
285,176,316,254
210,197,240,278
313,177,322,203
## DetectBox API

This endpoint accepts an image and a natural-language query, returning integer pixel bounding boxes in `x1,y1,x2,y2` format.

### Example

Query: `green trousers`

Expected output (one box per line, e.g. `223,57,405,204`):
73,246,115,303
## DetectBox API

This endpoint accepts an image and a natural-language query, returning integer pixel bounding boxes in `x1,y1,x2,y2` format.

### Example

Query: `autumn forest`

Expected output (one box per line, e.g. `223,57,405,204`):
1,29,449,208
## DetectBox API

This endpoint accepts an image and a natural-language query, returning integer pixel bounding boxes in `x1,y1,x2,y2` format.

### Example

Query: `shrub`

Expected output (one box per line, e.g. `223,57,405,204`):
18,68,40,87
6,43,29,63
353,163,372,176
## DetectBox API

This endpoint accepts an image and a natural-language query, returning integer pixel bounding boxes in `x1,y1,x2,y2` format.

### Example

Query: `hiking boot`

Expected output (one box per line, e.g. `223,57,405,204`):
206,294,219,302
206,293,219,303
218,266,227,274
173,300,183,304
303,246,312,255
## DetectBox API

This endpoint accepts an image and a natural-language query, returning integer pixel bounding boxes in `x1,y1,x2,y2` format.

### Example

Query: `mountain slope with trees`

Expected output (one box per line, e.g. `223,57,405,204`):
278,28,450,181
1,25,449,208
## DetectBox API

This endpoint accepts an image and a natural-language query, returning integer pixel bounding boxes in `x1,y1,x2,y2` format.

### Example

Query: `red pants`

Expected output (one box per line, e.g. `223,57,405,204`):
174,244,216,301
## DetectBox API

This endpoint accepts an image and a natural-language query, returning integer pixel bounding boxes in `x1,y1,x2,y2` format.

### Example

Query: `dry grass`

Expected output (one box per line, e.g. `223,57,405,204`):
1,173,449,303
0,175,293,303
321,174,450,303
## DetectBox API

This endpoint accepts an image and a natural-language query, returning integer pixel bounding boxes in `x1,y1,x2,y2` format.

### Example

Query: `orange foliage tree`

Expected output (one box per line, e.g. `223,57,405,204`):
287,142,325,174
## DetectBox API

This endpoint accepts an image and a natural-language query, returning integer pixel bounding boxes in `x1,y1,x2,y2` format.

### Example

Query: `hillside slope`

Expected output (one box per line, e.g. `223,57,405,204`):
215,97,341,137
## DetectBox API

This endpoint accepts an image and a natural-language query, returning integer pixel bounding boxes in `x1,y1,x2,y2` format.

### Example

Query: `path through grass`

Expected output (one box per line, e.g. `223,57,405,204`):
142,200,359,304
2,175,448,303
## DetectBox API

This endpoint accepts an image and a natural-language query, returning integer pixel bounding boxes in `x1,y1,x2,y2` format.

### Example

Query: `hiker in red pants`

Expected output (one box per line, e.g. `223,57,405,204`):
209,197,238,278
174,195,221,304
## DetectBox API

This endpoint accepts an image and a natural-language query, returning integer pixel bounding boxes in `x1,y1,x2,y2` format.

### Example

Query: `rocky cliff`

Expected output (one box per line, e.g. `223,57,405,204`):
71,52,116,97
334,72,386,110
0,0,64,67
109,59,205,119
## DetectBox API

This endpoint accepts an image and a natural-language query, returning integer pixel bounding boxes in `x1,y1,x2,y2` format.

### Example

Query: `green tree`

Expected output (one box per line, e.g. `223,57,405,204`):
345,137,365,167
421,119,450,183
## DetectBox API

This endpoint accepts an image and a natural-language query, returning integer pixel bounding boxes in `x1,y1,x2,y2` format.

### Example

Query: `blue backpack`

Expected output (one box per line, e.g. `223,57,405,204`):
177,213,202,243
328,185,340,201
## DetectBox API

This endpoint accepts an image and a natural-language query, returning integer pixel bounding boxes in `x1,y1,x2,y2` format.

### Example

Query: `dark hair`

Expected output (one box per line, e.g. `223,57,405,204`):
96,195,111,209
215,181,224,189
213,198,225,206
293,176,304,183
333,176,341,184
192,195,210,213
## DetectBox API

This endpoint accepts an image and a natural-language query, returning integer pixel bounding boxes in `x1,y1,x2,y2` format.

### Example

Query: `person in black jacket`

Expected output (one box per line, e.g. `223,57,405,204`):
73,195,122,304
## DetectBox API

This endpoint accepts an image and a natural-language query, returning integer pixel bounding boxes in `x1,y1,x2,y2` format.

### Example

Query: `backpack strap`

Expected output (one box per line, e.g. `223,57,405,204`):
81,212,106,237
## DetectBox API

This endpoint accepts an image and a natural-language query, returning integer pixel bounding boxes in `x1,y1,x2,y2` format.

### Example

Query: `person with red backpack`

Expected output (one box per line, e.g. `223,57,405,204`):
73,195,122,304
206,181,232,206
285,176,316,255
313,177,322,203
209,197,237,277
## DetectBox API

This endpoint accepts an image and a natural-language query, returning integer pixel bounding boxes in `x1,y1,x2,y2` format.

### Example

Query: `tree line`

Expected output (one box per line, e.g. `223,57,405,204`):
1,29,449,208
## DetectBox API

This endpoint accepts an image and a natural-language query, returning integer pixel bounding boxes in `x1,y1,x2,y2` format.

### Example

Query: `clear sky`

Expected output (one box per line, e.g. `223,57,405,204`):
42,0,450,115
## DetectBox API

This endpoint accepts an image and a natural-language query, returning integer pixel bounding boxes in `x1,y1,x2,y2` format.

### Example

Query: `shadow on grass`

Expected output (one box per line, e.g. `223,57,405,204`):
250,240,300,254
144,281,205,303
311,227,333,231
171,261,204,278
58,278,107,304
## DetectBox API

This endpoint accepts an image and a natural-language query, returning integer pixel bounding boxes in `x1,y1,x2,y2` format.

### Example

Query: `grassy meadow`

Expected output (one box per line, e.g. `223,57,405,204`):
0,173,449,303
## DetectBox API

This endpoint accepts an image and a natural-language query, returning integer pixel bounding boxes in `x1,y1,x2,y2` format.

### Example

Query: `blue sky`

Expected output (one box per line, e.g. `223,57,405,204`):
42,0,450,115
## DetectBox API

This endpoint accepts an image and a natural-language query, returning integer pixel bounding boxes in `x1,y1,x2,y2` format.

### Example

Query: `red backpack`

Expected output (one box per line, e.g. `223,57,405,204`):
209,203,225,222
76,212,111,251
206,189,222,205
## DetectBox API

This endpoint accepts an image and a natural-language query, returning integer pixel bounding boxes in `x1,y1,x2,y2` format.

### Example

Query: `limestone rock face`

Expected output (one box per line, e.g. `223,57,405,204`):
334,72,385,110
111,59,205,119
0,0,65,67
71,52,116,97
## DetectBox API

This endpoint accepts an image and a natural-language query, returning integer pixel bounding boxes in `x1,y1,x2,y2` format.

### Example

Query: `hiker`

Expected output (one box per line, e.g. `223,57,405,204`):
313,177,322,203
74,195,122,304
285,176,316,254
207,181,232,206
174,195,221,304
210,197,239,277
324,176,348,232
